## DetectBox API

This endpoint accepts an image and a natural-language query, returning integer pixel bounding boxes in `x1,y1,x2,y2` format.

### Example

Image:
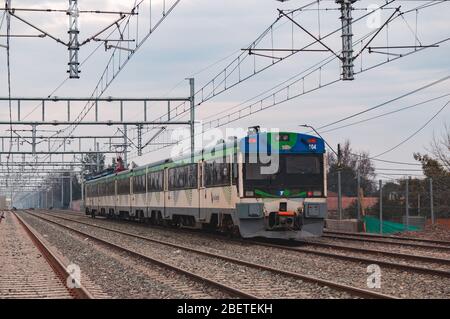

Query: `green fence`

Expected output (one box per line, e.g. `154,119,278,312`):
363,216,420,234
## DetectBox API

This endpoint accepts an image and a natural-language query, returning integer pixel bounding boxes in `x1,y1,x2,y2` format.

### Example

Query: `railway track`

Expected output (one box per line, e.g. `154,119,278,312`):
324,230,450,247
295,239,450,266
46,209,450,274
24,210,397,299
0,211,92,299
322,232,450,252
42,210,450,277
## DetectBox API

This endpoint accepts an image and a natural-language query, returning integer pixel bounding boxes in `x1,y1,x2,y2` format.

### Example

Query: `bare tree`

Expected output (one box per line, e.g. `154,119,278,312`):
328,140,377,196
429,123,450,171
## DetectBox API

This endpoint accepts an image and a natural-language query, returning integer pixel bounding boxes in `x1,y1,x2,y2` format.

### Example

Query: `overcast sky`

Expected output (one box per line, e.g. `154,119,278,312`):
0,0,449,180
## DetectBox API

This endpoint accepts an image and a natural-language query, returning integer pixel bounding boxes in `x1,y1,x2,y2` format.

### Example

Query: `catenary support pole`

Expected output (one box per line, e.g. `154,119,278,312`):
379,179,383,234
356,168,361,221
405,177,410,230
189,78,195,164
430,178,435,225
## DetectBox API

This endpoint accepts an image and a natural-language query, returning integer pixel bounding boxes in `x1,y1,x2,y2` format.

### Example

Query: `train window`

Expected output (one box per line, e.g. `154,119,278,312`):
168,164,198,190
98,183,104,197
147,171,164,192
117,177,130,195
91,184,98,197
133,174,146,194
204,160,231,187
286,156,320,174
106,180,115,196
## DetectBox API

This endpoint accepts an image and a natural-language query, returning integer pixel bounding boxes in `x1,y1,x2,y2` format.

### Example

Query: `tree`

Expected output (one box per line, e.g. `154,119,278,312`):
81,152,105,178
327,140,377,196
414,155,450,218
429,123,450,171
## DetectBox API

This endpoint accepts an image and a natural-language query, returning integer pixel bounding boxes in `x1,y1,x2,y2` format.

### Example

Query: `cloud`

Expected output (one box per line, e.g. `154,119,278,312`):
0,0,449,174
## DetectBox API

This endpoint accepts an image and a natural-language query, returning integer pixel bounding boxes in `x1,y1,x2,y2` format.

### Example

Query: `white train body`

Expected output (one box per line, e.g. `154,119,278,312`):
85,132,328,240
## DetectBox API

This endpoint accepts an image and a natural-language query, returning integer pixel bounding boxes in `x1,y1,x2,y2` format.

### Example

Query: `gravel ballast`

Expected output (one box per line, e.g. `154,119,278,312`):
20,212,238,299
32,211,450,299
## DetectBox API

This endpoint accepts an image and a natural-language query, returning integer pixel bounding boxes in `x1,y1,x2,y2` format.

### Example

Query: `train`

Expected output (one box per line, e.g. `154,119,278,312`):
84,131,328,240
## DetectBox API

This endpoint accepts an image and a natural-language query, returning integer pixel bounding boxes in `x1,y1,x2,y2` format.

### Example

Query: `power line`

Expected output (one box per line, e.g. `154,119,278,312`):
45,0,181,161
5,0,12,186
373,100,449,158
130,0,449,158
315,76,450,132
319,93,450,134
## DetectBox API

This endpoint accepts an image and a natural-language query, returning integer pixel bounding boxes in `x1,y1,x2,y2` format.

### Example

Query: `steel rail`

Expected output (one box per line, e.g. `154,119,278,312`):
13,212,93,299
299,240,450,266
322,233,450,252
23,211,257,299
30,210,398,299
324,230,450,247
39,211,450,278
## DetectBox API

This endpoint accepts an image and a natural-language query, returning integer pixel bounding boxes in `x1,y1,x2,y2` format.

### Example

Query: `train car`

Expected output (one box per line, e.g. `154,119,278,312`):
85,131,328,240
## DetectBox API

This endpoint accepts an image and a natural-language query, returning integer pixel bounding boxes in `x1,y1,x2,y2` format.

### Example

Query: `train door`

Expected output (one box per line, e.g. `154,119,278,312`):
198,161,207,221
114,179,119,216
130,176,136,217
163,168,169,219
94,183,99,212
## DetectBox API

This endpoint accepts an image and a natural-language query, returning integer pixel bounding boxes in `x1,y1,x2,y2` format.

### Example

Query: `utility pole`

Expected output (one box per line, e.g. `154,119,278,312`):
189,78,195,164
70,175,73,210
379,180,383,234
356,167,361,221
430,178,435,224
96,142,100,173
337,143,343,220
68,0,80,79
417,193,421,216
61,177,64,209
81,176,85,212
123,125,128,168
405,177,410,230
336,0,357,80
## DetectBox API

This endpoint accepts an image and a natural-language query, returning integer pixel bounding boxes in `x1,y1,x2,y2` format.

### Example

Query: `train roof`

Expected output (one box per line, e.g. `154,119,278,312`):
86,132,325,184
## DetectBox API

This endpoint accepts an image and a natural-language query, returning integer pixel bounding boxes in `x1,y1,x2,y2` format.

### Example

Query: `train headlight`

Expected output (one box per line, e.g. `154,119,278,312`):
313,191,322,197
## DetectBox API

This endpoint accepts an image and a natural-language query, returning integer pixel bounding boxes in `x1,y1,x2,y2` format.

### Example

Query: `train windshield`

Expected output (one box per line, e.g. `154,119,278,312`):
244,154,324,197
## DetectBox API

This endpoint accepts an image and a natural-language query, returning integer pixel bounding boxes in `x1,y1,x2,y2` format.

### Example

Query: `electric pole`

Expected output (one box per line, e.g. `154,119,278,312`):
430,178,434,224
68,0,80,79
356,167,361,221
379,179,383,234
405,177,410,230
337,143,343,220
336,0,357,80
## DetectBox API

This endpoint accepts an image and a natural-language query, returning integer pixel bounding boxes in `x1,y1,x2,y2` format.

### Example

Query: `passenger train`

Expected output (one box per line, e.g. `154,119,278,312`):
84,131,328,240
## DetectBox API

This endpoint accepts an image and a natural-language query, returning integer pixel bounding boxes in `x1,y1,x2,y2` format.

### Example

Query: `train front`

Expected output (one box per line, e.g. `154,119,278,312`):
237,132,327,240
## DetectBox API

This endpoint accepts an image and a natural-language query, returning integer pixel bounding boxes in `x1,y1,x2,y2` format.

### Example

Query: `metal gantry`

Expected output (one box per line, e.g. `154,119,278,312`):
336,0,356,80
0,84,196,204
68,0,80,79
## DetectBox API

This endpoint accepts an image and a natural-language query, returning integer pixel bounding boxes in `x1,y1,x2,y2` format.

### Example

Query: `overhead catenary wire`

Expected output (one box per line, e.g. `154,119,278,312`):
5,0,13,185
44,0,181,161
372,100,449,158
1,0,448,189
315,76,450,132
129,0,449,158
318,93,450,134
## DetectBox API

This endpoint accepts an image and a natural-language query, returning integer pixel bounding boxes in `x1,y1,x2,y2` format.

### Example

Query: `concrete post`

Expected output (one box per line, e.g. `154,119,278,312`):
379,180,383,234
405,177,409,230
430,178,435,224
356,169,361,221
70,175,73,210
